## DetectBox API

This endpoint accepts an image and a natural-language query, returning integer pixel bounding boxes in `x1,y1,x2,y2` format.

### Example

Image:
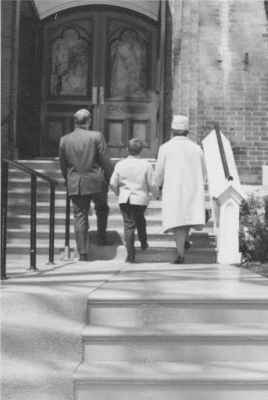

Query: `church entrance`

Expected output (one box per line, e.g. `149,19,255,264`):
41,7,159,157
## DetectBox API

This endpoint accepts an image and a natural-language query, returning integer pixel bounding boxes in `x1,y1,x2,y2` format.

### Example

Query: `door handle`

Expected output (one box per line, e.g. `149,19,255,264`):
99,86,104,105
92,86,98,104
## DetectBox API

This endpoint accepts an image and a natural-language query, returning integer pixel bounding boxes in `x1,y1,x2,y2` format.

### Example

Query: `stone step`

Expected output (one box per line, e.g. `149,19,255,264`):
6,213,164,227
5,201,162,216
6,185,212,210
82,324,268,363
74,361,268,400
5,239,216,263
6,175,211,200
5,227,215,246
7,203,213,225
6,195,167,213
6,186,212,209
87,292,268,326
6,225,215,243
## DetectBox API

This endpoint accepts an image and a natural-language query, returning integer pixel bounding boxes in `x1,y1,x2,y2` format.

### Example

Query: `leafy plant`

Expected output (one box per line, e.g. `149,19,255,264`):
239,194,268,263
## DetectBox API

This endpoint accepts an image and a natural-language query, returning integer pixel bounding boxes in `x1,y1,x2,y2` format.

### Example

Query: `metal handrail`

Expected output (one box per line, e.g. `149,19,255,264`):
1,159,58,279
6,159,57,185
64,191,71,260
214,123,233,182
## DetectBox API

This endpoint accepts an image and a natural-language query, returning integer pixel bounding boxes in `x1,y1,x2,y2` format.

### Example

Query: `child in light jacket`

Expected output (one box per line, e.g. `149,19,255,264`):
110,139,155,263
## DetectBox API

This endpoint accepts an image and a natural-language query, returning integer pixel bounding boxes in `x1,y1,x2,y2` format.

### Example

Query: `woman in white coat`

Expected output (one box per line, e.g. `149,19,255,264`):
154,115,207,263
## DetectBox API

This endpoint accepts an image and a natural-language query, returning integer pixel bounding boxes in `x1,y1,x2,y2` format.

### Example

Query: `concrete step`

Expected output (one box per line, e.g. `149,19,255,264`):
6,213,164,228
5,200,163,216
5,238,216,263
6,225,215,243
6,175,211,200
6,196,169,217
6,184,212,208
7,205,213,227
74,361,268,400
82,324,268,363
87,293,268,326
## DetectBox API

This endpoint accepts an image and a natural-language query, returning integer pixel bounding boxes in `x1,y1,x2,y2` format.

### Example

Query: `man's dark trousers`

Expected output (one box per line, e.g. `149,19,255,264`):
71,192,109,255
119,203,147,260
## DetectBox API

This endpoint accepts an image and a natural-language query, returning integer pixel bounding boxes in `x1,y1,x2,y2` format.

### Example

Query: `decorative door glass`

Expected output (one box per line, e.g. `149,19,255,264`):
109,25,149,98
49,24,92,97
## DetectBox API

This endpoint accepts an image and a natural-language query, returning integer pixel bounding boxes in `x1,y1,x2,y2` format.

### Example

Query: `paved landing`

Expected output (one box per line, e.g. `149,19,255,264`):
2,259,268,400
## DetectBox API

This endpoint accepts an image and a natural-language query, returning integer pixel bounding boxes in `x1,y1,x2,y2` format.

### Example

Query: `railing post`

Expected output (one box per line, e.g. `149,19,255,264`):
64,191,71,260
1,160,8,279
47,183,56,264
30,175,37,271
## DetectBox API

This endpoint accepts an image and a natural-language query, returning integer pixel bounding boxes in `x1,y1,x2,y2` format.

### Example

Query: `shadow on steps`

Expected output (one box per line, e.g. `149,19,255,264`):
85,231,216,264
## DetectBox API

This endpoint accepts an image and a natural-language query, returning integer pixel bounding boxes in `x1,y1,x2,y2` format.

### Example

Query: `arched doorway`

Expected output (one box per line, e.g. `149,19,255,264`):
41,6,159,157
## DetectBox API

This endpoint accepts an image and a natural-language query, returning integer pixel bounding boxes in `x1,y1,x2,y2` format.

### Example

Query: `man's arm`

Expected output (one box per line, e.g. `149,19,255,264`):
97,133,114,183
59,137,67,182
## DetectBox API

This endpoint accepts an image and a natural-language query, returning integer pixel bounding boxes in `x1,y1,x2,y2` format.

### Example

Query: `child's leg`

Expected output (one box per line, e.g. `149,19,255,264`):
134,205,148,249
119,203,136,261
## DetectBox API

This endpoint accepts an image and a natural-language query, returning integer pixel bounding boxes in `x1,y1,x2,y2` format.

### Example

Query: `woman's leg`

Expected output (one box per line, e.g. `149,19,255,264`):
174,226,190,260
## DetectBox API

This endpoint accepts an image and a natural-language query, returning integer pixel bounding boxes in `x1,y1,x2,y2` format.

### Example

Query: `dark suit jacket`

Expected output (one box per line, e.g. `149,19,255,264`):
59,128,113,196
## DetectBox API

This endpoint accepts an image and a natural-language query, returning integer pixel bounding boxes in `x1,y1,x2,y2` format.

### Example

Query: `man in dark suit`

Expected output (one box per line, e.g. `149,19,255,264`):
59,109,113,261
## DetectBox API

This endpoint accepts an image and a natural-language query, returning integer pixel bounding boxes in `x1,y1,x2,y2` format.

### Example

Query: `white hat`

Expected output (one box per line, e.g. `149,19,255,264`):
171,115,189,131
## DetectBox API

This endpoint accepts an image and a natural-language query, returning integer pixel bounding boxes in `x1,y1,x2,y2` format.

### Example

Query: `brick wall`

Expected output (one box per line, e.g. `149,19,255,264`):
171,0,268,185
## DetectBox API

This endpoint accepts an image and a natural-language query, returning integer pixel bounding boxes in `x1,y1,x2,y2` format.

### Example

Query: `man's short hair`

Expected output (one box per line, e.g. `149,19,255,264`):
128,138,143,155
74,109,91,126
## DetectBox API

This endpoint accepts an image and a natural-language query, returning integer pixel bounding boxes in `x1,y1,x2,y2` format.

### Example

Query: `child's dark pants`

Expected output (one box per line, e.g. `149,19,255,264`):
119,202,147,260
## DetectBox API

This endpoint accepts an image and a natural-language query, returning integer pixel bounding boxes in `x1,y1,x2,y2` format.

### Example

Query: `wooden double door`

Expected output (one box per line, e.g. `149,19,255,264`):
41,7,159,157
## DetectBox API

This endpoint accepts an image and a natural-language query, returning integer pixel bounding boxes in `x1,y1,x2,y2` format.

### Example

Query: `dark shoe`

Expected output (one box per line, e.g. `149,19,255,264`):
173,255,184,264
184,240,192,251
141,242,149,250
79,253,88,261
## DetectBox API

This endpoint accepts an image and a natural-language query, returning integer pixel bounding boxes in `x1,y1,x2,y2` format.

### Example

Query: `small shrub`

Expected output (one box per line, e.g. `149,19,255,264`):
239,194,268,263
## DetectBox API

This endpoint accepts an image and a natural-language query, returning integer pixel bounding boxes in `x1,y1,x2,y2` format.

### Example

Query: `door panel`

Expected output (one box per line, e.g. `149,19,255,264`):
49,27,90,97
41,13,96,156
41,8,158,157
101,13,158,158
